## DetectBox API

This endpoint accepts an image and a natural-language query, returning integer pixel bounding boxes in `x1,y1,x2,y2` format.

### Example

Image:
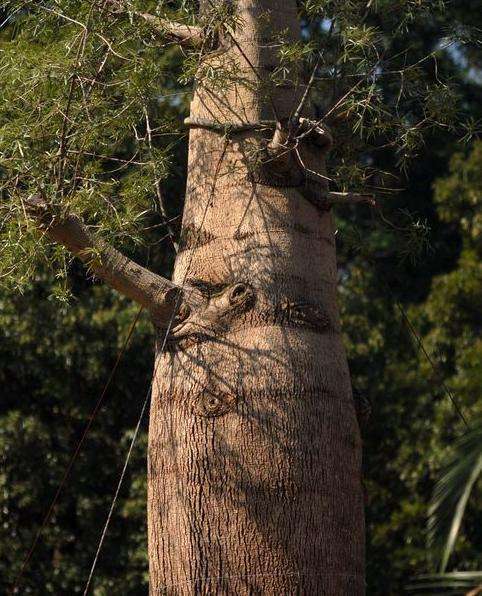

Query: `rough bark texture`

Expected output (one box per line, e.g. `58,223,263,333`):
148,1,365,593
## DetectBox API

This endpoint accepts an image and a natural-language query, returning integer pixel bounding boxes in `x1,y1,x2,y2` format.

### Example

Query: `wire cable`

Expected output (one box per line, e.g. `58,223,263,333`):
82,137,229,594
394,300,470,429
82,302,177,596
11,305,143,594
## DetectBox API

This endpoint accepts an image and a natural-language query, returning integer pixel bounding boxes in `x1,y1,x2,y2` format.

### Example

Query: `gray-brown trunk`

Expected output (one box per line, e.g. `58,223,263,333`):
148,1,365,593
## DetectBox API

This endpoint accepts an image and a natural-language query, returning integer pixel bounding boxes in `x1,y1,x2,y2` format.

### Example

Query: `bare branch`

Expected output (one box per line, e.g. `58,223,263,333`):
298,118,333,151
325,192,376,206
292,55,321,124
25,195,200,325
143,108,179,253
136,12,205,47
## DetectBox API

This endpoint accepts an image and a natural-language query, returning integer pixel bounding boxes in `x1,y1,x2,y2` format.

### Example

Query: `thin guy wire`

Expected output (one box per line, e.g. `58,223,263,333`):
82,137,229,594
10,305,143,594
393,300,470,429
82,301,177,596
363,206,471,431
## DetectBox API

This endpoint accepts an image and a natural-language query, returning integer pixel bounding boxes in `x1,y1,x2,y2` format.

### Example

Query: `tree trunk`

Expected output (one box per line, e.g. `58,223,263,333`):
148,1,365,593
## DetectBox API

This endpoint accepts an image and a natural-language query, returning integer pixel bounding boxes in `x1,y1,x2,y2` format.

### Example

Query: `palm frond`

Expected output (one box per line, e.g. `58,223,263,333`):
428,420,482,572
406,571,482,595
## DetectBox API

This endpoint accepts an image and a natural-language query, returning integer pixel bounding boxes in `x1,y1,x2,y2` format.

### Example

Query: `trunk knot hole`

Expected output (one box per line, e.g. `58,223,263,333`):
193,390,237,418
167,280,256,347
229,283,251,305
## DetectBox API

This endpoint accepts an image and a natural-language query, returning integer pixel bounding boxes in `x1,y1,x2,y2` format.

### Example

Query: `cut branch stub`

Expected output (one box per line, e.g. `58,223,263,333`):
249,117,332,189
297,117,333,152
169,280,256,347
266,117,333,158
183,116,372,212
24,194,199,327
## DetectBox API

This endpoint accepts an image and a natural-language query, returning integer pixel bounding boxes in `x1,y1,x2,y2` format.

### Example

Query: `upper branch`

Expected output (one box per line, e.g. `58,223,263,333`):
325,192,376,206
136,12,206,48
25,195,195,326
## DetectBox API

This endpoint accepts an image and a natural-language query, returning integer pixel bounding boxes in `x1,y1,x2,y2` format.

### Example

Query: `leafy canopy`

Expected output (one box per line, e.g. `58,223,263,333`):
1,0,478,296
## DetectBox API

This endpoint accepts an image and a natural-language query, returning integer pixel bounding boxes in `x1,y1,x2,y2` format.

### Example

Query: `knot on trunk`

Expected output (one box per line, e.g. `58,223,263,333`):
168,279,256,348
192,387,237,418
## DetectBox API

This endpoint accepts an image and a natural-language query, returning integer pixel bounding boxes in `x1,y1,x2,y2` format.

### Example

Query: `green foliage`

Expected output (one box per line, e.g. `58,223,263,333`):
0,3,188,592
341,138,482,594
0,276,153,594
419,143,482,578
407,571,482,595
434,140,482,246
428,419,482,573
0,0,476,296
0,0,189,292
300,0,475,183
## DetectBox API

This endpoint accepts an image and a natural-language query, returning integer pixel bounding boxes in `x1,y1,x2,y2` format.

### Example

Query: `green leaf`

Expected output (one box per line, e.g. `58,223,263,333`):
428,420,482,572
406,571,482,595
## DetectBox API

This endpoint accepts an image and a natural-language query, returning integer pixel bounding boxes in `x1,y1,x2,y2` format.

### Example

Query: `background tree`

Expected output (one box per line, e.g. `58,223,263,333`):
0,0,480,594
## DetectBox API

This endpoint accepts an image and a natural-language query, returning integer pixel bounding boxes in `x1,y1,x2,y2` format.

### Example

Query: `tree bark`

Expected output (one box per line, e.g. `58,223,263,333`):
148,0,365,594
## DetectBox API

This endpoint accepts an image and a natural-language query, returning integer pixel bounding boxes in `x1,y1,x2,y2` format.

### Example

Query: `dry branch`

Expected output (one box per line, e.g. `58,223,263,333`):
136,12,205,47
25,195,194,325
325,191,376,206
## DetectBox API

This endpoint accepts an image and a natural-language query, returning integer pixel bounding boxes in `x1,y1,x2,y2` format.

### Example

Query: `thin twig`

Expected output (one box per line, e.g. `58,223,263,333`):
292,55,321,123
144,108,179,252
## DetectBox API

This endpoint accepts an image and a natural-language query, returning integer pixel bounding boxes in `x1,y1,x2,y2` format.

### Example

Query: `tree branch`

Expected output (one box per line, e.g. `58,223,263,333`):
297,118,333,151
325,191,376,206
25,195,198,325
136,12,205,47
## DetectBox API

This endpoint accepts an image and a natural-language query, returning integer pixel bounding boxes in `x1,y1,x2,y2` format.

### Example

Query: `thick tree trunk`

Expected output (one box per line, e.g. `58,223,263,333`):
148,1,365,593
